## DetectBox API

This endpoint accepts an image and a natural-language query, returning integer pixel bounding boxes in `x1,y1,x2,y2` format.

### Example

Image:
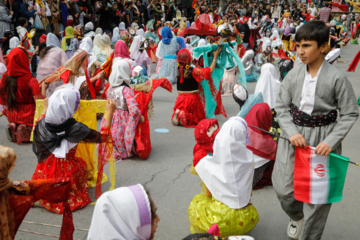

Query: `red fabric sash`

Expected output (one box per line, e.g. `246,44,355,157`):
347,50,360,72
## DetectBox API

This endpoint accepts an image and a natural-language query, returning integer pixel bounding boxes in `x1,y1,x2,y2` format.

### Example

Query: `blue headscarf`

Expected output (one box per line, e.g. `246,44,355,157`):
176,37,186,50
162,27,173,44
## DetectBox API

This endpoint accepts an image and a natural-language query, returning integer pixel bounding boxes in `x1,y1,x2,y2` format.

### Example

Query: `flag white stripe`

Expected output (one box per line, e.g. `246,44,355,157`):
310,148,329,204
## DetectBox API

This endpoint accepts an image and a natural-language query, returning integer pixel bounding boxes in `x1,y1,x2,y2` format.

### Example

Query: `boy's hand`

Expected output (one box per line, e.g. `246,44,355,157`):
315,142,332,156
289,133,307,148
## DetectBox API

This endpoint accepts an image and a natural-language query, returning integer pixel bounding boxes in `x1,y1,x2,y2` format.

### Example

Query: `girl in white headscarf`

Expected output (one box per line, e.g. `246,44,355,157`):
88,184,160,240
111,27,121,43
92,34,102,56
96,35,114,63
119,22,130,46
84,22,95,38
36,33,69,96
189,117,259,236
75,37,104,98
6,37,19,54
254,63,280,110
32,86,116,213
129,30,152,76
101,60,142,161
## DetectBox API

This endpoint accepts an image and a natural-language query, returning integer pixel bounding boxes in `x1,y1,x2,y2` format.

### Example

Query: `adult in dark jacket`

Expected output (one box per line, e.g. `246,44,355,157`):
14,0,36,29
98,1,114,31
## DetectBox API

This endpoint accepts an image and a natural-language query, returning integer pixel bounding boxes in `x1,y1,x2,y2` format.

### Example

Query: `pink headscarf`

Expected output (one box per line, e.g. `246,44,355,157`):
114,40,130,59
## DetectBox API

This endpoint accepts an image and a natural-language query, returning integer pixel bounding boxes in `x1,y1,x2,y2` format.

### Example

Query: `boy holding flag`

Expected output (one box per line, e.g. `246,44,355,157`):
273,20,359,240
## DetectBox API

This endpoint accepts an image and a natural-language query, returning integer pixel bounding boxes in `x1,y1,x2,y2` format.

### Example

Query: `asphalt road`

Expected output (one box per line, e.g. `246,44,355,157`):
1,44,360,240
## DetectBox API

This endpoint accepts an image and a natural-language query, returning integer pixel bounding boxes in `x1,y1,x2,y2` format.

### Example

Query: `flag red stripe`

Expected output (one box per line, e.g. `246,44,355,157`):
294,147,312,203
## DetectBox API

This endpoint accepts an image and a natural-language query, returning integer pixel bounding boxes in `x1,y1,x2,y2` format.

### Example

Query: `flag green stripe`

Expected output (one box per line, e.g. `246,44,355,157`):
327,153,349,203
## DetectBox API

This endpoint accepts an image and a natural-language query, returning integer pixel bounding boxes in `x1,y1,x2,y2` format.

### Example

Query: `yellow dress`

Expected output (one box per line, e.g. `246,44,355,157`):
32,100,115,189
188,165,259,237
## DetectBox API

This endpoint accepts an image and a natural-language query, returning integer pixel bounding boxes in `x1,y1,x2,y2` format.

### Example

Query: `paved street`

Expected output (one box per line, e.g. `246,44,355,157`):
2,44,360,240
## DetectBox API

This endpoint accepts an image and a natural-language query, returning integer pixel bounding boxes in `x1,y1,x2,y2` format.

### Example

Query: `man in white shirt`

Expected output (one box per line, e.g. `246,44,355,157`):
308,2,317,18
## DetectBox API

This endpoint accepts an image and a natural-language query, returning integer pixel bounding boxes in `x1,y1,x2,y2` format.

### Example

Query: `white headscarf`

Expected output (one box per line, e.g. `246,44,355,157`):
87,184,152,240
46,33,61,48
79,37,97,68
95,27,103,35
197,38,207,47
129,35,142,60
9,37,20,49
84,22,94,31
112,27,120,43
270,29,280,40
254,63,280,109
136,29,145,40
196,117,254,209
119,22,126,31
99,35,111,51
84,22,95,38
79,37,93,54
109,60,131,86
93,34,101,56
44,87,81,158
131,23,139,29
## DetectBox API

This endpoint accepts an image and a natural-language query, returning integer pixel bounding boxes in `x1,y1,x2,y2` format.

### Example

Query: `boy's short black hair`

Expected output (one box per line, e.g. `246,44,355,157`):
18,17,27,27
295,20,329,48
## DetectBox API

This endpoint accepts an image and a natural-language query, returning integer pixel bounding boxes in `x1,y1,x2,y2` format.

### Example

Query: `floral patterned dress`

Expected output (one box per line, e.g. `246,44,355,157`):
101,86,140,161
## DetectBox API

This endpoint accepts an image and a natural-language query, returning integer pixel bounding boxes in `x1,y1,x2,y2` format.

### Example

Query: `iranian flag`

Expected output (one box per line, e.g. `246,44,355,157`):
294,147,349,204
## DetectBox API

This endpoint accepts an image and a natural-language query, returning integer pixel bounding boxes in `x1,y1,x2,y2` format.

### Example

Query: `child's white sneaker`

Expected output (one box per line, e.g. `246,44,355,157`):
287,218,304,239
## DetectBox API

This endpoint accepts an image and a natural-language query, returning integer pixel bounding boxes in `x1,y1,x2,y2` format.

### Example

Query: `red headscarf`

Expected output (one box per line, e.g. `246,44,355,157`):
114,40,130,59
177,49,192,84
7,48,32,79
65,19,74,27
193,118,219,166
244,103,277,160
39,34,47,44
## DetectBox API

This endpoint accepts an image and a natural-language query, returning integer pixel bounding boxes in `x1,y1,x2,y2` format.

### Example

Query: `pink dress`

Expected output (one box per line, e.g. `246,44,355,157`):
101,86,141,160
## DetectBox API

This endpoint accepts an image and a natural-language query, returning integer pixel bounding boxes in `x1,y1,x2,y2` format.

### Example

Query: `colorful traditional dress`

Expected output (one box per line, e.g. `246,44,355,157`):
244,103,277,189
36,34,68,97
0,145,75,240
133,78,172,159
32,88,112,214
0,48,42,144
101,60,141,161
153,27,181,84
189,117,259,237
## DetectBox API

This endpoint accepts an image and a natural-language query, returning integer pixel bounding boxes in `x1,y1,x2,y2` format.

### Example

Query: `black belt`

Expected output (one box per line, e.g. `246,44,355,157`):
290,104,337,127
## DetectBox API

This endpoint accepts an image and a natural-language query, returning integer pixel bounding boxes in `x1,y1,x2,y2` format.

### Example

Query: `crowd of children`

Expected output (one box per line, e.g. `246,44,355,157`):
0,0,359,239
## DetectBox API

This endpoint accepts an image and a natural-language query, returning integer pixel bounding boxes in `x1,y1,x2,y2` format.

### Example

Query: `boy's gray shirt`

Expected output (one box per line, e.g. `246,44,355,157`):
275,60,359,149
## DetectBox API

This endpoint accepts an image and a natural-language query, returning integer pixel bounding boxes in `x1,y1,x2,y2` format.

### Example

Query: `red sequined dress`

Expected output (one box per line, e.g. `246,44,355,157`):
172,67,213,128
32,115,112,214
